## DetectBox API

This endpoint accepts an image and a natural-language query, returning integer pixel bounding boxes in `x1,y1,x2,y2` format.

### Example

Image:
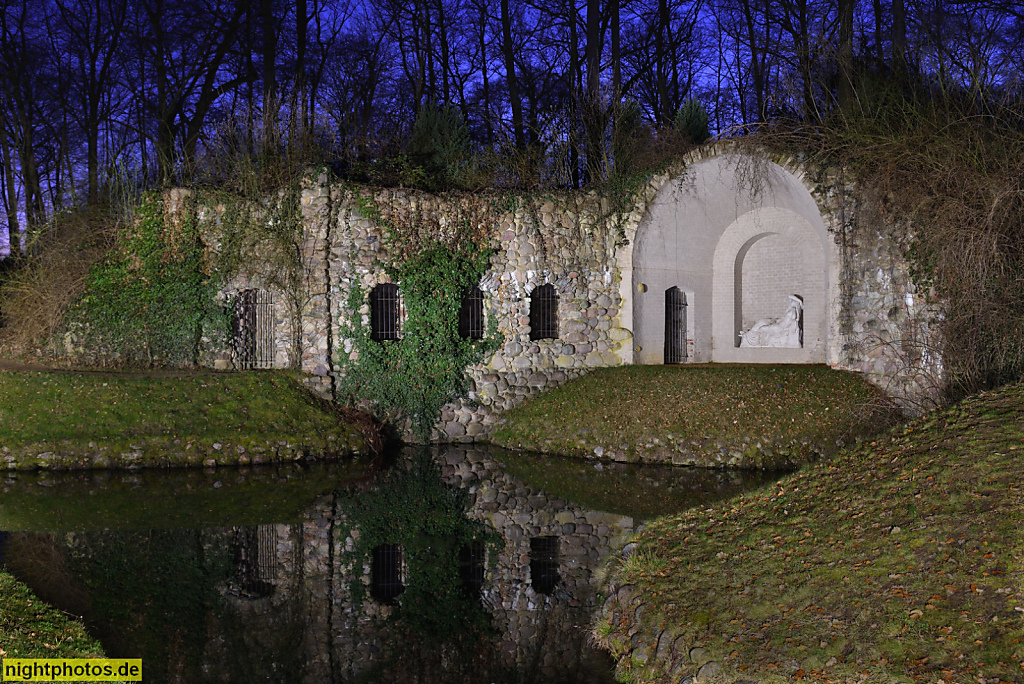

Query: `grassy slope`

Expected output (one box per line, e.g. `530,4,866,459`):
596,381,1024,683
0,571,105,658
491,365,895,468
0,370,364,463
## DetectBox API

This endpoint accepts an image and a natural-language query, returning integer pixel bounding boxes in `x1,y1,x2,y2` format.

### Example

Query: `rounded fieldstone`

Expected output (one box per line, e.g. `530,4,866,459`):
696,661,720,680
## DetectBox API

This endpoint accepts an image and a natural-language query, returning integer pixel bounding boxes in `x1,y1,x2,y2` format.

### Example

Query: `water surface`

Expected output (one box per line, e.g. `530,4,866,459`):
1,446,779,683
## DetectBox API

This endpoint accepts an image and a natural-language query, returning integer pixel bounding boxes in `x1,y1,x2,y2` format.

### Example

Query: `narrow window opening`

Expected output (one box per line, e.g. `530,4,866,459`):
459,286,485,339
233,289,274,369
530,536,559,594
460,540,486,596
664,287,688,364
529,284,558,340
235,524,277,598
371,544,404,603
369,283,401,341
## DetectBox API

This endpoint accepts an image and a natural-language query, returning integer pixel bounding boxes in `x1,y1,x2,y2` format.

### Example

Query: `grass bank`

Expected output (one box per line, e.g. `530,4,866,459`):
0,571,105,658
593,381,1024,683
0,371,367,469
490,365,896,469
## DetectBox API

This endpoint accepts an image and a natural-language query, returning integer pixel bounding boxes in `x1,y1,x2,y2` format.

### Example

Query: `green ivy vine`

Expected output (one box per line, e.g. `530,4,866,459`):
340,450,501,640
73,193,227,366
336,234,499,441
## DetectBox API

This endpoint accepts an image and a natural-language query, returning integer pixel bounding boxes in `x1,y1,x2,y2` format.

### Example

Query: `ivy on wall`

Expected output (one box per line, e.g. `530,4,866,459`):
337,237,499,441
209,181,310,369
73,193,227,366
341,450,500,640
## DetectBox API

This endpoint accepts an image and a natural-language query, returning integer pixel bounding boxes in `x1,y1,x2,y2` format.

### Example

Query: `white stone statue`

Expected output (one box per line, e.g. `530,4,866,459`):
740,295,803,348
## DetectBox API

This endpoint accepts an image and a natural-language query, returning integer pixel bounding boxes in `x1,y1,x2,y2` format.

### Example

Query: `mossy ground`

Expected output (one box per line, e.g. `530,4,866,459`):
596,381,1024,683
0,571,105,659
490,365,896,468
0,370,366,467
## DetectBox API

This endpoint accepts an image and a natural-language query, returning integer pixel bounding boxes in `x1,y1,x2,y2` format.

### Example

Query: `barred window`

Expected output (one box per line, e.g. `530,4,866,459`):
459,286,485,339
459,540,486,596
529,284,558,340
235,525,277,598
233,289,274,369
370,283,401,341
371,544,405,603
529,536,559,594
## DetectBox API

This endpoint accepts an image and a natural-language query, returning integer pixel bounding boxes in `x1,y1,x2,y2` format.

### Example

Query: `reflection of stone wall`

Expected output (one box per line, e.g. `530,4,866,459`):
207,448,633,682
440,447,634,677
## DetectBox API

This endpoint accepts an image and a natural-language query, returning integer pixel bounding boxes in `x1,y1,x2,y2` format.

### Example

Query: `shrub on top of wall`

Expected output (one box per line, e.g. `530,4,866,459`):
71,193,228,367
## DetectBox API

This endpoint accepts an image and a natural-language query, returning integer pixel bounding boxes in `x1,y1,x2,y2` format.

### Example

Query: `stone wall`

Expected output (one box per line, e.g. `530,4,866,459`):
179,145,944,443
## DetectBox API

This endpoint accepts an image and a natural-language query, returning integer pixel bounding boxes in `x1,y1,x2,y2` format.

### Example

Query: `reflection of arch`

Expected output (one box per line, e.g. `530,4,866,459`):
235,525,277,598
459,540,486,596
371,544,404,603
529,536,559,594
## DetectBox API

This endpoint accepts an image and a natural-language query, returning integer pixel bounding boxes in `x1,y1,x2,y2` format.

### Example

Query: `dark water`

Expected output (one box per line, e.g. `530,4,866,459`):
0,446,779,683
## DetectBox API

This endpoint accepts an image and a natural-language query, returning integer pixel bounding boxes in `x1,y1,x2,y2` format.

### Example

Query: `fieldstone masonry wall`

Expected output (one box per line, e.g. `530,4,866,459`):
181,145,943,443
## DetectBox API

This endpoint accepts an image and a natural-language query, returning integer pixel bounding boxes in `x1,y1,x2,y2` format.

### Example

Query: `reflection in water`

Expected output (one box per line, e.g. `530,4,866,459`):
1,446,780,683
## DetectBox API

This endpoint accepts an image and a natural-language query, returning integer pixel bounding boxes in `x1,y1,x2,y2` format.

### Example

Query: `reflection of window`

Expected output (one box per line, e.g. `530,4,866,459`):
459,540,486,595
233,289,274,369
371,544,405,603
529,284,558,340
529,536,559,594
369,284,401,341
664,287,687,364
458,286,485,339
235,525,277,598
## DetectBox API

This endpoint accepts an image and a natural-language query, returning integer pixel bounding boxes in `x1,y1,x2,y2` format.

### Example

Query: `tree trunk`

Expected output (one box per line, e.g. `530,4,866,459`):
584,0,603,180
261,0,278,150
837,0,855,113
500,0,525,150
892,0,906,75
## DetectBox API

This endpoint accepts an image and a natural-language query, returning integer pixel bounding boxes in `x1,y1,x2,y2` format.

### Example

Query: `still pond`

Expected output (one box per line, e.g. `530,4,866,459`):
0,446,778,683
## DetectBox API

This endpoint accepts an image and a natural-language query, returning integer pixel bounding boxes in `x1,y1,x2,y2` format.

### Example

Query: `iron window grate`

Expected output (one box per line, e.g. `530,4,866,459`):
235,524,277,598
370,283,401,341
459,286,485,339
233,289,274,369
371,543,405,603
460,540,486,595
530,536,560,594
529,284,558,340
664,287,688,364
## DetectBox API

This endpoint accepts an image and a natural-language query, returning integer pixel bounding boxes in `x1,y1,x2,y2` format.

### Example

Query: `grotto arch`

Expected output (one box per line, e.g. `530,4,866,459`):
629,152,833,364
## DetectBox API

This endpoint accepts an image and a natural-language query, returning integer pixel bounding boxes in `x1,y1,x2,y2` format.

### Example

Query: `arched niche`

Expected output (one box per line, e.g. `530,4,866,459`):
630,153,831,364
711,208,826,362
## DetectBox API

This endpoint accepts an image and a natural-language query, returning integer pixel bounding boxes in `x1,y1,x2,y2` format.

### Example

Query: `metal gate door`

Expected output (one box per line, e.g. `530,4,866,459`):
664,287,687,364
233,289,274,369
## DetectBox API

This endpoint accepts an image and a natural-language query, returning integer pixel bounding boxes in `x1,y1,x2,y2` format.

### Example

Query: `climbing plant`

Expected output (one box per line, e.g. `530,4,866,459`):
74,193,226,366
337,229,499,441
341,450,500,637
208,180,311,368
